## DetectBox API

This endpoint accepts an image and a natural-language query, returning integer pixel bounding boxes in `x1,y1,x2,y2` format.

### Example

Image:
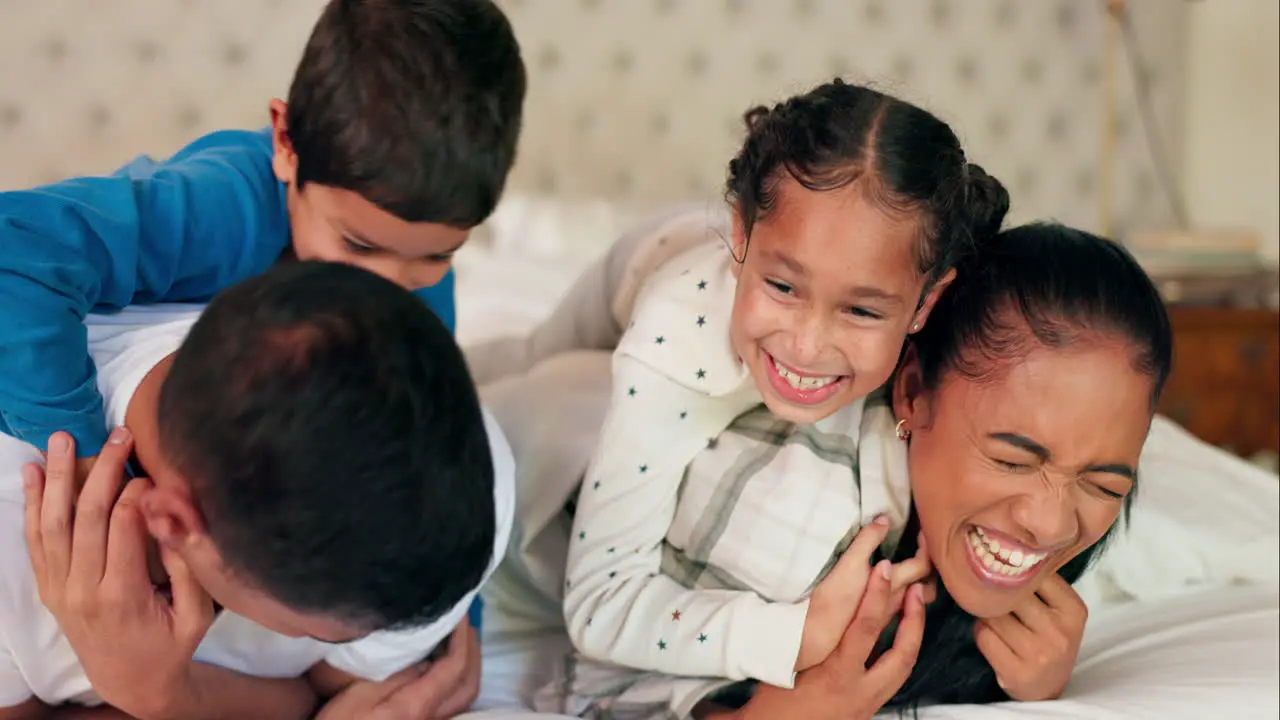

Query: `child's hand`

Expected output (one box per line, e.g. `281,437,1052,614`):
796,518,932,672
738,567,928,720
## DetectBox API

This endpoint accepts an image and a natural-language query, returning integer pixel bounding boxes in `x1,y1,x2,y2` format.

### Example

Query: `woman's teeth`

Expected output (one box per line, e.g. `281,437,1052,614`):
775,363,839,390
967,527,1045,576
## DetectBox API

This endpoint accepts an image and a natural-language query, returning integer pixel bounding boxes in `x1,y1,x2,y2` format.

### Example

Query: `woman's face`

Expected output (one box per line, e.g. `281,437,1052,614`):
894,331,1153,618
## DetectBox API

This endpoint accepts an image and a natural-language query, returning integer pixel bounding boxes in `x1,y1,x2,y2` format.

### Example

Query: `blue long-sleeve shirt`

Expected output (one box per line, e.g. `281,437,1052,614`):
0,127,456,458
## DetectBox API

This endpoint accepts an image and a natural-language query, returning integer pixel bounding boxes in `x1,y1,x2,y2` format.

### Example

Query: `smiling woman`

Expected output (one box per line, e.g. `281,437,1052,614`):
881,221,1173,707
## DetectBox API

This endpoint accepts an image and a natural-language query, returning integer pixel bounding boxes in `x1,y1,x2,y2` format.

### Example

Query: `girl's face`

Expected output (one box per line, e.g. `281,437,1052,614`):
729,176,952,425
893,332,1153,618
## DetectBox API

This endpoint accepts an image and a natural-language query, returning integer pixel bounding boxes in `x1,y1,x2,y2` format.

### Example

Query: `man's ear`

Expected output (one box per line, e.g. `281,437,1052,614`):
268,98,297,185
909,267,957,334
893,343,933,432
139,484,206,552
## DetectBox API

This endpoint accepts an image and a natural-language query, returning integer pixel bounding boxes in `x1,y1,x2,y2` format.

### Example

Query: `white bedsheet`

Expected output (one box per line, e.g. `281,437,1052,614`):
455,211,1280,719
469,585,1278,719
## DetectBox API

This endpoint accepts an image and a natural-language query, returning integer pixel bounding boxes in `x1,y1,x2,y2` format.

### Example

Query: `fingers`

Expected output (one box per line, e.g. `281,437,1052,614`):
70,431,134,583
433,622,481,717
825,516,892,587
891,531,934,588
104,476,151,573
313,663,428,720
22,463,47,580
975,613,1033,657
380,623,473,718
158,542,216,646
973,620,1018,687
39,432,79,583
888,555,931,591
1035,574,1088,621
864,582,927,701
1009,591,1055,633
832,559,895,666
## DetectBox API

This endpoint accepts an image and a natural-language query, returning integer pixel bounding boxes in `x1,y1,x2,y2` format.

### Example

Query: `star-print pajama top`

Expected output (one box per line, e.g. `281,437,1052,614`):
552,217,914,720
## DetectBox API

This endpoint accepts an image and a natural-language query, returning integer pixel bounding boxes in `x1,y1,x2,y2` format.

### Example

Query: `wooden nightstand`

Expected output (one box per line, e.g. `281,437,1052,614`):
1152,270,1280,458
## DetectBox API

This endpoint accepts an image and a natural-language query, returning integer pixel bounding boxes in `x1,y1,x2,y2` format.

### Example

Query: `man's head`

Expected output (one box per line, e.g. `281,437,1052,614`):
137,261,494,641
270,0,526,291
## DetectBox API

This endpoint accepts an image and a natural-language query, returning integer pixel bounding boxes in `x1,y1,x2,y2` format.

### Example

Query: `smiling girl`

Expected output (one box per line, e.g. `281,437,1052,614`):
527,79,1010,718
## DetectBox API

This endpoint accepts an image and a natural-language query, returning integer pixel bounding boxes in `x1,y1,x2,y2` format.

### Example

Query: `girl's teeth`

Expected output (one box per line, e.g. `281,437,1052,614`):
775,363,839,390
967,528,1045,576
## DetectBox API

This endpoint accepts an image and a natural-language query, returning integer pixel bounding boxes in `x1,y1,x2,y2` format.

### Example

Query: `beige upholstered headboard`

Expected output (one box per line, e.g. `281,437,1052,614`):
0,0,1187,239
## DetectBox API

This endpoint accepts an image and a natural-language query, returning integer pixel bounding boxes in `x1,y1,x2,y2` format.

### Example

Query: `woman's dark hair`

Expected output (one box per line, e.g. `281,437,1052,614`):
725,78,1010,287
882,222,1173,709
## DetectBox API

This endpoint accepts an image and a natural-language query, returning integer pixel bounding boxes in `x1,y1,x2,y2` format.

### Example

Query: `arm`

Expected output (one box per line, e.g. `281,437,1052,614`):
164,664,316,720
562,353,808,688
0,129,288,457
0,698,133,719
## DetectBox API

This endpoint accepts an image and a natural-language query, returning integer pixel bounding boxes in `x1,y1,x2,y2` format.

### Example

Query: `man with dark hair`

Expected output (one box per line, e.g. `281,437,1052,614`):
0,262,515,718
0,0,526,488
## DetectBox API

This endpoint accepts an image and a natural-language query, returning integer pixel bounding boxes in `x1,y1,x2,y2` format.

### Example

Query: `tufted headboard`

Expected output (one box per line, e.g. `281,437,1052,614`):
0,0,1187,239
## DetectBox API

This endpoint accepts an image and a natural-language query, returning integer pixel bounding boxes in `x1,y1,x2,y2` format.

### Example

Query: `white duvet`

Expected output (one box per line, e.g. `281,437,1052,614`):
452,206,1280,719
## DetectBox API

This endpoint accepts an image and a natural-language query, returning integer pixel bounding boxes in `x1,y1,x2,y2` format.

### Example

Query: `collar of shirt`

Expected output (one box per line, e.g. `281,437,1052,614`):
619,240,751,398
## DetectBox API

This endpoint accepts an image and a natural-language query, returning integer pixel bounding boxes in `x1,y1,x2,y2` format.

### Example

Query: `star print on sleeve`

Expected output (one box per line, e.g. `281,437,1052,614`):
561,246,811,686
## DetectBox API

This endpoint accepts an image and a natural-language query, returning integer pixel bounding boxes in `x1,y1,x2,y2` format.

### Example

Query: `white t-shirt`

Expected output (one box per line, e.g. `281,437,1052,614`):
0,304,515,709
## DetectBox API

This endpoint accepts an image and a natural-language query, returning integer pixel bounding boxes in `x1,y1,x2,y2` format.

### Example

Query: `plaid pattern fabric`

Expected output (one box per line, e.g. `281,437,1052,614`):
541,392,911,719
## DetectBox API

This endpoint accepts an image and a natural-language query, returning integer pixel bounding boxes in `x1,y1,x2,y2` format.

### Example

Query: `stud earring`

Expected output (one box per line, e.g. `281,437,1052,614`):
912,323,920,332
895,418,911,441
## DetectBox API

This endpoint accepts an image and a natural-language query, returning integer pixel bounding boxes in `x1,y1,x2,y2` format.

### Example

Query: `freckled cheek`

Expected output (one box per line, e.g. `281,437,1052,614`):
836,330,906,381
732,289,789,342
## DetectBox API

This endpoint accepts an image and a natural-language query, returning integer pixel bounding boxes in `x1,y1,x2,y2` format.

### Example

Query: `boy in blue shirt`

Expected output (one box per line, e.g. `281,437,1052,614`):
0,0,526,479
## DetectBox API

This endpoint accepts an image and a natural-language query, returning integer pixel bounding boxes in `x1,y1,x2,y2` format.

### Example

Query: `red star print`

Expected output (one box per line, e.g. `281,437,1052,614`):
671,610,682,621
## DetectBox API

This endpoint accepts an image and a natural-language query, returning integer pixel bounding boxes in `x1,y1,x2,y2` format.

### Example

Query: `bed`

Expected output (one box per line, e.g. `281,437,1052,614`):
0,1,1273,716
453,198,1280,719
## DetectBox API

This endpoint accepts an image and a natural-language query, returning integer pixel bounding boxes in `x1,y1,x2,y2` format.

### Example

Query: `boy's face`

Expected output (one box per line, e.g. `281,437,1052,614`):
269,100,469,291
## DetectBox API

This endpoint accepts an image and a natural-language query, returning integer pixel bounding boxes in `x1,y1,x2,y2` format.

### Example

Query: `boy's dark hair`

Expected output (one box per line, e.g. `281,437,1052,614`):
287,0,526,227
883,222,1172,710
158,261,495,631
726,79,1009,291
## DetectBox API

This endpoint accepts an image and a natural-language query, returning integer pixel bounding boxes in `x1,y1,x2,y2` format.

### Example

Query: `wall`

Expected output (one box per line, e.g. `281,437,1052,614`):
1182,0,1280,261
0,0,1188,241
